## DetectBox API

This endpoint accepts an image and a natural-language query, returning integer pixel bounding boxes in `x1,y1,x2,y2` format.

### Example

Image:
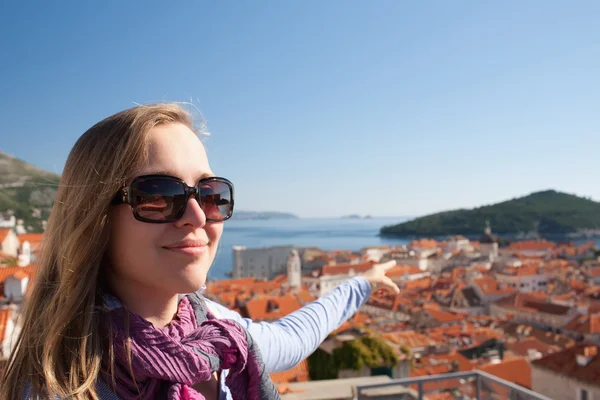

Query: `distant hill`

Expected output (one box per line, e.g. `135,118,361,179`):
0,151,60,232
230,210,298,220
380,190,600,238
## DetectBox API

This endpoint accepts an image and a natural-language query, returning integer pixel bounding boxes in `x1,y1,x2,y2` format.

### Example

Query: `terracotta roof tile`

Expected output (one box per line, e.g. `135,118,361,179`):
480,357,532,389
270,359,310,384
382,330,437,350
243,293,302,321
0,229,11,243
532,343,600,387
506,337,556,358
565,313,600,334
506,240,556,252
0,265,37,284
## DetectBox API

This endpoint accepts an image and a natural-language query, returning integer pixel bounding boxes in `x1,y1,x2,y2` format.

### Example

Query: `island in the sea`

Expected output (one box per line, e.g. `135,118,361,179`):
341,214,373,219
380,190,600,238
232,210,299,220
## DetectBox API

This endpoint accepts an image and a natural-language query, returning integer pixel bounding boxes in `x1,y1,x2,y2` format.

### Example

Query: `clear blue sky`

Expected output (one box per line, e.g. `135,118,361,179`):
1,1,599,218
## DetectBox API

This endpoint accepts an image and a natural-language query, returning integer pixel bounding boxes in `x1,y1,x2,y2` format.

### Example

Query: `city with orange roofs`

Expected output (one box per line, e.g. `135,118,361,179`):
2,210,600,399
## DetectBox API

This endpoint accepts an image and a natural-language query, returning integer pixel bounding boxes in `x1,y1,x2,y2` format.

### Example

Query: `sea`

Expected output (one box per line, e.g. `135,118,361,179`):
208,217,410,280
207,217,600,280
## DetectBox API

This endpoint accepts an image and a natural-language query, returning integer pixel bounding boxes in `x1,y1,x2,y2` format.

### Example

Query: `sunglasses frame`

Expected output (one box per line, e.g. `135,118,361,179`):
112,174,235,224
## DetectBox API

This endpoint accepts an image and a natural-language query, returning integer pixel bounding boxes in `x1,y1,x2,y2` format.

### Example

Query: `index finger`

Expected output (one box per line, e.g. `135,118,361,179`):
377,260,397,271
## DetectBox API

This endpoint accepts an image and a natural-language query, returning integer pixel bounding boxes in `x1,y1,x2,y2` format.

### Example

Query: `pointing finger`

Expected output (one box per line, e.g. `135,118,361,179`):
378,260,397,272
382,276,400,295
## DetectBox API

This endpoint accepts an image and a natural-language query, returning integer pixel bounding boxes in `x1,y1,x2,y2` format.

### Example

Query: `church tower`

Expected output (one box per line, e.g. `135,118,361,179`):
286,249,301,289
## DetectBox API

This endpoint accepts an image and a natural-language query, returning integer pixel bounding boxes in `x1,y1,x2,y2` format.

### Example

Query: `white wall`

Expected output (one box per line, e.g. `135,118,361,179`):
495,273,551,293
1,230,20,257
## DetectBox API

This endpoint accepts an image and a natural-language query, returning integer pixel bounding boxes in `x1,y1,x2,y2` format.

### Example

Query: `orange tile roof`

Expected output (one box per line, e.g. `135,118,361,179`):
506,337,555,358
296,290,315,304
382,330,437,349
473,277,515,295
403,277,432,291
411,352,473,377
270,359,310,384
408,239,440,249
565,313,600,334
11,270,28,280
0,229,11,243
480,357,532,389
506,240,556,252
243,293,302,321
532,343,600,386
17,233,44,245
426,308,467,324
386,265,424,277
0,265,37,284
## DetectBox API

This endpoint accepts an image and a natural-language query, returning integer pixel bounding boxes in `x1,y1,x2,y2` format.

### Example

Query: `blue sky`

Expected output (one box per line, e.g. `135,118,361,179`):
1,1,599,218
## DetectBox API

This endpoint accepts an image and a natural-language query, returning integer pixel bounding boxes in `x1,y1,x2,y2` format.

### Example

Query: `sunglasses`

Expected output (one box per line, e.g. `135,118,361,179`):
112,175,234,223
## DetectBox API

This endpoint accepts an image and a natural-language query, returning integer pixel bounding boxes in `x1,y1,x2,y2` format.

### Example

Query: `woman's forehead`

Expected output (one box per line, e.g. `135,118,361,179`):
139,123,213,182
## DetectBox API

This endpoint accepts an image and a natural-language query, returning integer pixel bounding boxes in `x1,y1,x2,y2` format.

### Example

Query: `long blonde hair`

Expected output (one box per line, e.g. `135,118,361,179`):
1,104,195,400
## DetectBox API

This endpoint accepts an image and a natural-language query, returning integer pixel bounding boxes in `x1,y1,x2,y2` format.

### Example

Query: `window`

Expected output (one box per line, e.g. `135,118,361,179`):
578,388,590,400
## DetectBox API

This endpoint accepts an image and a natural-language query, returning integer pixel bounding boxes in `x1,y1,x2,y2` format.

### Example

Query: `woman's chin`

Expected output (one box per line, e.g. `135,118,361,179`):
174,272,208,293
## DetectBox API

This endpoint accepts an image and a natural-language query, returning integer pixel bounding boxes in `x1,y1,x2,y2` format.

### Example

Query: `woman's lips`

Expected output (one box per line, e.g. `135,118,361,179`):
163,240,208,256
165,245,207,256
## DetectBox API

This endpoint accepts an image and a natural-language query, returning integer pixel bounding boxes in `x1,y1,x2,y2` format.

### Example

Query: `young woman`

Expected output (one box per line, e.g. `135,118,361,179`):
1,104,399,400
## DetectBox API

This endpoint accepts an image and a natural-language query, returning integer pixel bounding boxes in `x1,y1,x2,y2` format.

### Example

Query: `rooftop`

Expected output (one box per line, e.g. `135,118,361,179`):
531,343,600,387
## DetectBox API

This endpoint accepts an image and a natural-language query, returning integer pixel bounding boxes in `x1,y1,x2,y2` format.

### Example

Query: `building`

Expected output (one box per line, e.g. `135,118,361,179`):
0,229,19,258
447,286,485,316
232,245,294,280
303,261,375,297
490,293,578,331
495,266,551,293
446,236,472,253
503,240,556,258
479,223,499,261
532,343,600,400
470,277,515,307
17,233,44,264
563,313,600,345
286,249,301,289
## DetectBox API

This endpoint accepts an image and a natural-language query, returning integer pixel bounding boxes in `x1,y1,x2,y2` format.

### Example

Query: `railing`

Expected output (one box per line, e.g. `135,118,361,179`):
355,370,553,400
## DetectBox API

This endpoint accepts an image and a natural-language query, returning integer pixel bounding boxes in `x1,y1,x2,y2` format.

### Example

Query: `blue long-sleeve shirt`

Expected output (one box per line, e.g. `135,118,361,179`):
33,276,372,399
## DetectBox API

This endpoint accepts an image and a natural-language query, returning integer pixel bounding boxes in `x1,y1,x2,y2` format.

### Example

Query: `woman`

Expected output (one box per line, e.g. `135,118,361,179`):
1,104,399,400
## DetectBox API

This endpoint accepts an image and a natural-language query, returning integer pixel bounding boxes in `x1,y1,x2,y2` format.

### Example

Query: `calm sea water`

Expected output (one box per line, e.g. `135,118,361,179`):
208,217,409,279
207,217,600,280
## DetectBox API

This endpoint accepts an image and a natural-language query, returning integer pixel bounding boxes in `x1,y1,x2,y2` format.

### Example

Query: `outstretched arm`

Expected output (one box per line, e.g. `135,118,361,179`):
205,276,372,373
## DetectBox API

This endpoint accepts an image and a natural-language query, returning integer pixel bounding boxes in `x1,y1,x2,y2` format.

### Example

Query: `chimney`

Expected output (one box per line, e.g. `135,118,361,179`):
576,346,598,367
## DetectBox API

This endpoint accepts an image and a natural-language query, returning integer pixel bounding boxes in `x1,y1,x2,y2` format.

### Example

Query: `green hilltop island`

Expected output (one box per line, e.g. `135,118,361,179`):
380,190,600,239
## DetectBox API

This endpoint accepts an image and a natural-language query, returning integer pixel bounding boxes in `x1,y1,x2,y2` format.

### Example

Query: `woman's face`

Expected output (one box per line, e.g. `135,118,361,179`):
107,123,223,296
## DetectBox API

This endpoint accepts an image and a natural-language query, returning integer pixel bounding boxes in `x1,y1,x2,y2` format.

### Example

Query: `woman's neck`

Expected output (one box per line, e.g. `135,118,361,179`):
108,278,180,328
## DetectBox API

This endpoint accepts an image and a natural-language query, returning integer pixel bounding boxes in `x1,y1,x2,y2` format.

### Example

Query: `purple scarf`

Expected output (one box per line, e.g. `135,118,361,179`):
103,295,280,400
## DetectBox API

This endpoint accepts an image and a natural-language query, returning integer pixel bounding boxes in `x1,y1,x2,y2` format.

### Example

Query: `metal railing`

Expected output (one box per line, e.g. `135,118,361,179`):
355,370,553,400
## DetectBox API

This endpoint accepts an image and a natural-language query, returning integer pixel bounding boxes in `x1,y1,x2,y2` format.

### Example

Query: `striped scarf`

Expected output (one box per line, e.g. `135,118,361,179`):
103,293,280,400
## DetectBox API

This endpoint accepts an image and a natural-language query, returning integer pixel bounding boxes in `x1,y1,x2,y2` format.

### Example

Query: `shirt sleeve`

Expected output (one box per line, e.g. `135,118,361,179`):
204,276,372,373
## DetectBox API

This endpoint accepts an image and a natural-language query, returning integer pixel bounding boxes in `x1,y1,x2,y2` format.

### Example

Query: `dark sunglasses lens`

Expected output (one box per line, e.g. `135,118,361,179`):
199,180,233,221
133,178,186,221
